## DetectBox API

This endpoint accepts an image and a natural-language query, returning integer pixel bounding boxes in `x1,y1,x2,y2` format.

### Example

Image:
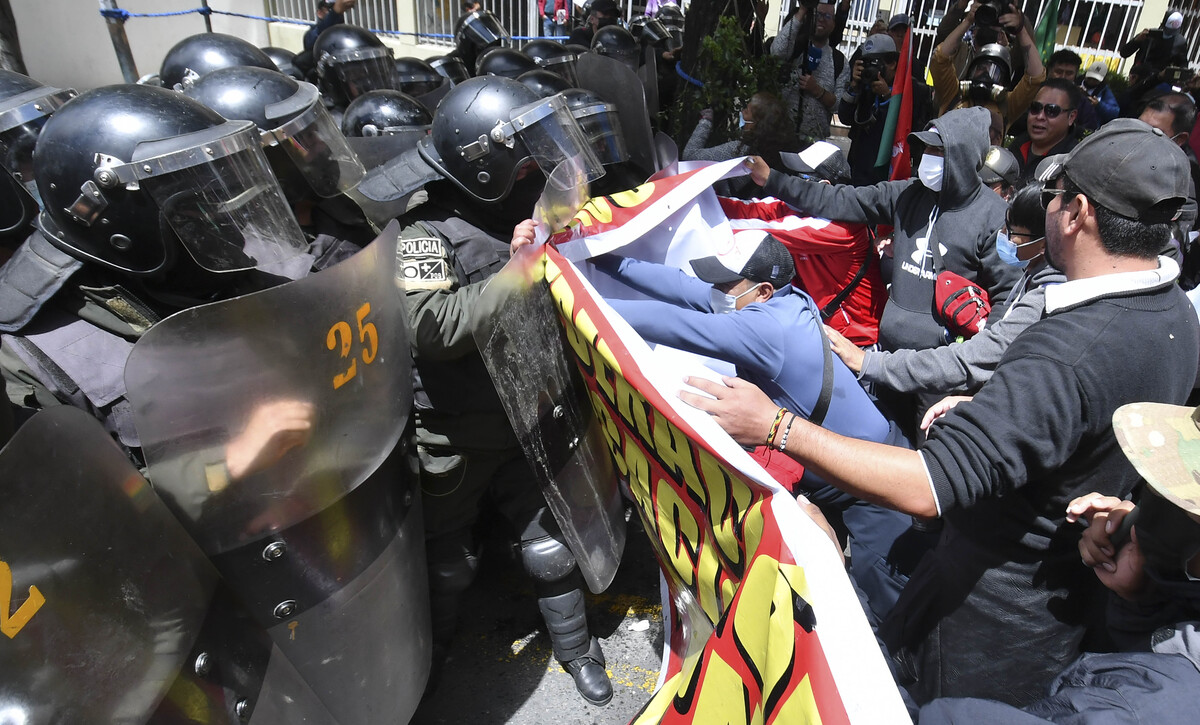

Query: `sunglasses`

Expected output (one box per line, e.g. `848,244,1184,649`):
1040,185,1070,209
1028,101,1074,119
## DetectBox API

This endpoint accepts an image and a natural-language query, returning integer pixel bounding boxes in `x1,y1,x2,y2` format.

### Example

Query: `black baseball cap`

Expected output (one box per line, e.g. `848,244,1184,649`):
690,232,795,289
1037,118,1189,223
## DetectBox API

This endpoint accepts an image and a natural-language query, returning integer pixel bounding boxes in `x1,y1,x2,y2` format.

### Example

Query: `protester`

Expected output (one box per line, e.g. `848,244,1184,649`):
682,92,799,197
567,0,619,47
930,2,1045,130
744,106,1022,440
683,119,1199,706
588,233,922,620
885,13,909,51
1080,60,1120,128
1043,48,1103,133
1008,79,1081,183
920,400,1200,723
840,34,932,186
541,0,569,38
1138,90,1200,280
770,1,850,144
825,184,1065,401
303,0,357,52
979,144,1019,199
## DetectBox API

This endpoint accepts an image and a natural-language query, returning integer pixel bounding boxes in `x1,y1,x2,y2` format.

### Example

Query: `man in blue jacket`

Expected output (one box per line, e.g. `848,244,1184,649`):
594,231,926,621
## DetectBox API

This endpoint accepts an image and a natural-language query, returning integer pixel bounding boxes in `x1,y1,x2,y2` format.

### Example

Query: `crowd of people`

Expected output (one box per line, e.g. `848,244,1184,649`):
2,0,1200,722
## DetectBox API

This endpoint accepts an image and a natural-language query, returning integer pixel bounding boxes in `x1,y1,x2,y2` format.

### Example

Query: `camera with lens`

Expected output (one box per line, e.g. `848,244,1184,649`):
974,0,1006,28
859,58,883,94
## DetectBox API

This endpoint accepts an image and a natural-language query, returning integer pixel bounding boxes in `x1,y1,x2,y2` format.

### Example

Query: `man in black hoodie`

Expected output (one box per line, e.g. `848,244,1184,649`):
746,105,1021,434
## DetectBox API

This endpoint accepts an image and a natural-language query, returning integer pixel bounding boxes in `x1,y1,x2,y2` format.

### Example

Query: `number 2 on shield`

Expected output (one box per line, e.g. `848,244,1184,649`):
326,302,379,389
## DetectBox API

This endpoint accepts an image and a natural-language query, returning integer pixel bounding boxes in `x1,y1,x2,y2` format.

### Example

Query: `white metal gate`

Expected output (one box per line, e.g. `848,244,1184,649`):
268,0,402,33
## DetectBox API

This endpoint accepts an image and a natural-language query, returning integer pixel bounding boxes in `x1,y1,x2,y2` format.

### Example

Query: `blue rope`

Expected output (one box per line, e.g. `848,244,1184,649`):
675,61,703,87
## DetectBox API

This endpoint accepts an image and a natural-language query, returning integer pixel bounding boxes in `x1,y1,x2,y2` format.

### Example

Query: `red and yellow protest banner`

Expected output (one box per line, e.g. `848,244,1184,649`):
531,244,907,724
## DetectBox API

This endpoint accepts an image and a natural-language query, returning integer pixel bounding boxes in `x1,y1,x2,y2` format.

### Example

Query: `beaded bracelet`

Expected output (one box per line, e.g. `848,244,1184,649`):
777,413,797,451
766,407,787,448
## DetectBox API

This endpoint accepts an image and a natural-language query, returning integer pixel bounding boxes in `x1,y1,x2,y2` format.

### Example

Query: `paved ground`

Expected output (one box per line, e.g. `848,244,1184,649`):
411,515,665,725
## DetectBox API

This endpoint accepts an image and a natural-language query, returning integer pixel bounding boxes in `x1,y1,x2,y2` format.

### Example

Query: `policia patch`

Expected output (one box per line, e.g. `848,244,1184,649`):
398,235,452,290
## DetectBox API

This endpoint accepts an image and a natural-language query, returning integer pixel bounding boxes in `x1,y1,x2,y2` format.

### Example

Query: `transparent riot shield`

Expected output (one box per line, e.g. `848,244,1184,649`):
576,52,658,178
531,158,590,245
639,45,660,119
472,197,626,592
651,130,680,179
0,406,217,723
125,222,430,724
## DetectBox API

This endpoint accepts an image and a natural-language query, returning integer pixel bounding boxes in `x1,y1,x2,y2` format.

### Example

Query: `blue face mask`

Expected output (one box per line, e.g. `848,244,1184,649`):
738,113,747,129
997,231,1044,268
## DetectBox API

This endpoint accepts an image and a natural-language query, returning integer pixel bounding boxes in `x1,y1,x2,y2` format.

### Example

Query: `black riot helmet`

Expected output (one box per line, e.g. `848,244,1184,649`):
517,69,572,98
591,26,640,72
182,66,366,200
0,70,77,236
476,47,538,80
395,57,444,96
417,76,604,204
261,46,306,81
562,88,628,166
454,10,511,54
656,4,685,47
34,85,308,278
342,89,432,136
313,24,398,107
159,33,276,90
429,55,471,85
630,17,679,52
521,39,580,86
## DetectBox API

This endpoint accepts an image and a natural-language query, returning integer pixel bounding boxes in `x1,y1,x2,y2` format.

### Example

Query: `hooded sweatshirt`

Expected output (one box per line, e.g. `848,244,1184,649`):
764,106,1022,354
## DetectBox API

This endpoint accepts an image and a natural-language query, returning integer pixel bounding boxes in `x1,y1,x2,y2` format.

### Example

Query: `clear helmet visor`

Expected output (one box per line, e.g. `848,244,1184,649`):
265,92,366,197
131,124,309,276
0,118,47,207
319,48,397,101
537,55,579,86
431,56,471,85
594,46,640,73
509,95,605,185
457,11,510,49
571,101,628,166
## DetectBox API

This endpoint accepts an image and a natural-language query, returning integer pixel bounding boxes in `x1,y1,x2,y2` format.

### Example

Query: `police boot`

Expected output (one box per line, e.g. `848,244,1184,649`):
538,589,612,706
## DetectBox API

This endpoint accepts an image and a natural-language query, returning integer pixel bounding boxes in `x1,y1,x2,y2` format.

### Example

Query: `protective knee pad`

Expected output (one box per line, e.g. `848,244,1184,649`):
519,534,579,589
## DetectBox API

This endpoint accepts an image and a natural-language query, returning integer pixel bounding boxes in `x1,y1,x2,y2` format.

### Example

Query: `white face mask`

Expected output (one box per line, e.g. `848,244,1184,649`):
918,153,944,191
709,284,760,314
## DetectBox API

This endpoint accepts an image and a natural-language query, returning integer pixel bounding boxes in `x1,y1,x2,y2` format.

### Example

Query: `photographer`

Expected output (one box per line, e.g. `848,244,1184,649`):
771,1,852,144
839,34,931,185
1121,11,1188,77
931,1,1044,130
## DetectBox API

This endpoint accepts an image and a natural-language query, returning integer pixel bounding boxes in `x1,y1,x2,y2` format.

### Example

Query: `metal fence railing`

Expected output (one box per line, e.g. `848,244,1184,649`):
268,0,401,34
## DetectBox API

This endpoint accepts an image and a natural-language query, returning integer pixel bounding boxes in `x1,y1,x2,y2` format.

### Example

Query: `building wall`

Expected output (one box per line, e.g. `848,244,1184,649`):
13,0,272,90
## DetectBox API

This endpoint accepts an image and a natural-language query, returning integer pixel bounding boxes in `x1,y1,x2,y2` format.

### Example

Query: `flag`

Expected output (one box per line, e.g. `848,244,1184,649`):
1034,0,1062,64
874,27,914,180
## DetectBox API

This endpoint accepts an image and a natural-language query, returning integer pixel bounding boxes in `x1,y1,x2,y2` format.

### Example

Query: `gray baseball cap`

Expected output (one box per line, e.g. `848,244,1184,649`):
1037,118,1190,223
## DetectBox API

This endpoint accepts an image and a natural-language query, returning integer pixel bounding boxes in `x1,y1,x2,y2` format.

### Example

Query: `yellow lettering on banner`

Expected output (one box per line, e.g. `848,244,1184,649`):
614,375,654,444
579,197,615,225
544,255,562,286
0,561,45,639
654,477,699,587
609,184,657,208
560,315,593,370
651,409,703,497
695,542,725,623
689,653,760,725
592,348,617,408
741,500,768,560
574,309,601,354
548,273,576,325
624,439,653,513
774,674,823,725
698,446,751,572
590,390,627,476
632,672,683,724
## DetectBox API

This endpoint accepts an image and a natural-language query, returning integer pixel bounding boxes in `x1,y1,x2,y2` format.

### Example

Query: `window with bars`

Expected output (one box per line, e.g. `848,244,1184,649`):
267,0,401,34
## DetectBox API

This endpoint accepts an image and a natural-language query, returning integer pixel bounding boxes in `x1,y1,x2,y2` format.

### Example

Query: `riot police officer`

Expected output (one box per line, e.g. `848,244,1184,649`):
398,75,614,706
